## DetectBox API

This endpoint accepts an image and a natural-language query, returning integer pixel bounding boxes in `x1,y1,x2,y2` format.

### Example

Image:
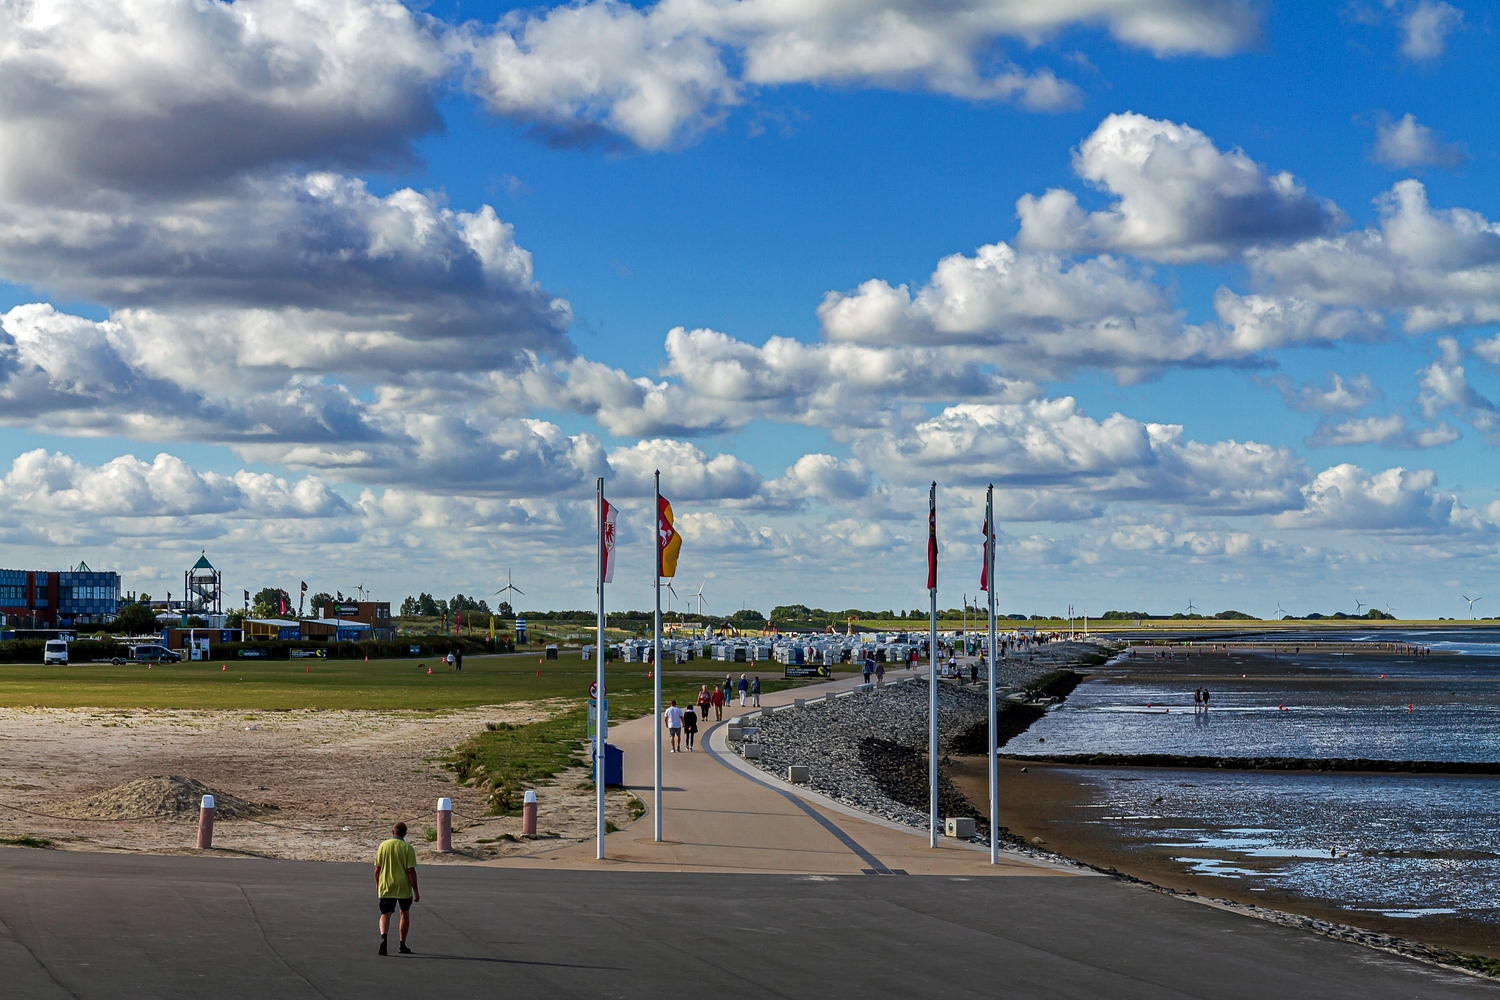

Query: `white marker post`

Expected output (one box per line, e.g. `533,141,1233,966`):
436,797,452,853
196,794,215,849
522,789,537,836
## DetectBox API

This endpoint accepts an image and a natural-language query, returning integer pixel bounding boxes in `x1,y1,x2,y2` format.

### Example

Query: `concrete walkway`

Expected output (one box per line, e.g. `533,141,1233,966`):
487,665,1059,876
2,850,1492,999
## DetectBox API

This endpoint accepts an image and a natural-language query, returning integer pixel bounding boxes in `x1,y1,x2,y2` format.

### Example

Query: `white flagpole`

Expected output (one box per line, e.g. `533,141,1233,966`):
596,476,607,860
653,471,664,843
987,484,998,865
928,481,939,849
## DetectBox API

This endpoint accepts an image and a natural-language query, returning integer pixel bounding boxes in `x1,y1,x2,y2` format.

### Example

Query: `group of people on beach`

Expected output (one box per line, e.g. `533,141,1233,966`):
1192,686,1211,713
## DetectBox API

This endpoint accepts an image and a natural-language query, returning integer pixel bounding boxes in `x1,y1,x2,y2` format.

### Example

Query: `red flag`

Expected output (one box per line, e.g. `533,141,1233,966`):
979,517,990,592
600,494,618,583
926,483,937,591
278,590,290,616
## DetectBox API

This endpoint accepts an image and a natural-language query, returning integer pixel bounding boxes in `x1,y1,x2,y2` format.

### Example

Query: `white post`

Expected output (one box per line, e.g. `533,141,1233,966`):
596,477,607,860
987,485,998,865
928,482,939,848
653,471,664,843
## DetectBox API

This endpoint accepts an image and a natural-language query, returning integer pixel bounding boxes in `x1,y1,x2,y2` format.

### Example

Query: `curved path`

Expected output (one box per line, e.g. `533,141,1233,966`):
487,668,1050,876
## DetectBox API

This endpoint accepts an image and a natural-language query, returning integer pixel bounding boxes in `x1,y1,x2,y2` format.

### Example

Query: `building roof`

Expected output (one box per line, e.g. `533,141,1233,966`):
191,553,215,570
246,618,299,627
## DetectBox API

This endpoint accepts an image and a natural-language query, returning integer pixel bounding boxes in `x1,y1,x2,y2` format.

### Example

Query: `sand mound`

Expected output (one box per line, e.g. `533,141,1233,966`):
58,776,273,821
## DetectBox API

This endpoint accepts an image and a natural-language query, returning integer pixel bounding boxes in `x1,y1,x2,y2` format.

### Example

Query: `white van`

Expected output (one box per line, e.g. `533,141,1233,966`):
43,640,69,665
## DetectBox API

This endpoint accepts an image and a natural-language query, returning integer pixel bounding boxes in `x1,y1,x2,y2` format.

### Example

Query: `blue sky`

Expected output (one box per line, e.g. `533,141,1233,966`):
2,0,1498,619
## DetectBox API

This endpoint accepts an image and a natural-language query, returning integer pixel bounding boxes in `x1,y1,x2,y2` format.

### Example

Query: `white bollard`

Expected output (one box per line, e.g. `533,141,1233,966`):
436,797,452,853
522,789,538,836
196,794,215,849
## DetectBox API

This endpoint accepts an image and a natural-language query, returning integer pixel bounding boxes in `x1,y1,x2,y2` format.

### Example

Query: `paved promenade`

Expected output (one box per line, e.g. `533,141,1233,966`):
2,849,1492,999
493,666,1049,875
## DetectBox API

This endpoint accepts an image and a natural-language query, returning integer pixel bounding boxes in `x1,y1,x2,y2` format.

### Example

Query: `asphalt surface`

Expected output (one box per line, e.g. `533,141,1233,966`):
1,849,1493,998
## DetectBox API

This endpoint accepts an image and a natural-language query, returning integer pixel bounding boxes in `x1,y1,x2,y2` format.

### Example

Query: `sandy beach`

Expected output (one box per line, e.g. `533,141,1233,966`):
0,704,639,862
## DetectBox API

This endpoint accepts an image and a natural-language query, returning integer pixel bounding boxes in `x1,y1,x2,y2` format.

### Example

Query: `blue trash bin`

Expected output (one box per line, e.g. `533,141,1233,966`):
591,743,623,787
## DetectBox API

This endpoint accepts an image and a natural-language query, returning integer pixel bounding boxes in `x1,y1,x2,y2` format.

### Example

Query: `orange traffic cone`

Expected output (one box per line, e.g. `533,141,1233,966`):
306,665,311,673
535,668,541,676
222,665,227,672
427,667,433,675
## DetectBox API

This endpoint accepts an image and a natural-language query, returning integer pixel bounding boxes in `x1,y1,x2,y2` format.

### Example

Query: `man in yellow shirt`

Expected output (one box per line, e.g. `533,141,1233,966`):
374,822,420,955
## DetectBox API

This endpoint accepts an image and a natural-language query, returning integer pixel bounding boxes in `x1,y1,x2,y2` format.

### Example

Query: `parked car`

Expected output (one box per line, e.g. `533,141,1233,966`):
111,644,182,665
43,640,69,665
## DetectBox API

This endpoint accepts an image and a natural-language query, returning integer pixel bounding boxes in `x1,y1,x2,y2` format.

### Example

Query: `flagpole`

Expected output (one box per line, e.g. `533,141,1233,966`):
928,481,939,849
653,470,664,843
987,483,998,865
596,476,607,860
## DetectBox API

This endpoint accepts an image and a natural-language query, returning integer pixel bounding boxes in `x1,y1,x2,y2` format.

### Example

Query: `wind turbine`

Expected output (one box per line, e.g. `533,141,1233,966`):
356,583,367,601
1184,598,1198,616
1463,594,1483,619
494,569,525,609
665,581,680,615
1274,601,1286,619
690,581,708,617
1354,598,1366,615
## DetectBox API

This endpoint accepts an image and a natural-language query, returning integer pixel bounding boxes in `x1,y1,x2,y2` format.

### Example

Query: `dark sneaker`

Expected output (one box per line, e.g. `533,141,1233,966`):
399,943,412,954
378,939,388,956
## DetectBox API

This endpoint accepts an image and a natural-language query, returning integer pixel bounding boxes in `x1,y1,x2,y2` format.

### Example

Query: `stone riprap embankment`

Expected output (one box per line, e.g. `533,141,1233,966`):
733,640,1115,847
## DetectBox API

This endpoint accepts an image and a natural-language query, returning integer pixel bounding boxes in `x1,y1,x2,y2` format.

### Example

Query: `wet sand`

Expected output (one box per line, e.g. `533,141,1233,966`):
945,643,1500,962
949,756,1500,960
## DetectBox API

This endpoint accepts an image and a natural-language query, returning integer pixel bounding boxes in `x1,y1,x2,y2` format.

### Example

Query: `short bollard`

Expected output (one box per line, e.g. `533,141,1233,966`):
436,797,453,853
196,794,215,849
522,789,538,836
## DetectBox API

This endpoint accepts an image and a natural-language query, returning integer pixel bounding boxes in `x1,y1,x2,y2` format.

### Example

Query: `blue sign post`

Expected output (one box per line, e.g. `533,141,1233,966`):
515,617,527,644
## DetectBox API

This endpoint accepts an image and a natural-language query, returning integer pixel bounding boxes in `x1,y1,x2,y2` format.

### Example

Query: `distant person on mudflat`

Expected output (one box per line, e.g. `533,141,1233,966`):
682,704,698,751
1201,687,1210,711
375,822,419,956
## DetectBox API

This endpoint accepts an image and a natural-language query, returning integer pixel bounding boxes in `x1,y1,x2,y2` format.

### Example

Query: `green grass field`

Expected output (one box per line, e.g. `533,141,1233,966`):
0,651,775,710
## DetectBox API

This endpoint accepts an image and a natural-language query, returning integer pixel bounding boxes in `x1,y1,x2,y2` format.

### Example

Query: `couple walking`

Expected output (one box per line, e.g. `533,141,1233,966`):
698,683,724,721
664,700,700,751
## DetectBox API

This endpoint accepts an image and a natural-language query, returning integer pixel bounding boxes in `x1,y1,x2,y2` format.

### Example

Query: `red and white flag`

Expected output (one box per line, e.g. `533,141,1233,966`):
600,493,618,584
979,516,991,592
927,483,938,591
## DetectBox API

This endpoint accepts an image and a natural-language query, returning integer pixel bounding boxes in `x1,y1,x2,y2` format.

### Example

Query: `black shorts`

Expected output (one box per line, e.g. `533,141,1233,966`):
379,897,413,914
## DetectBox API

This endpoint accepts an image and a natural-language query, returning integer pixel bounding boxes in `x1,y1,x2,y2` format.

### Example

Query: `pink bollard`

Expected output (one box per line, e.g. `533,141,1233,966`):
522,790,537,836
197,794,215,849
436,797,452,852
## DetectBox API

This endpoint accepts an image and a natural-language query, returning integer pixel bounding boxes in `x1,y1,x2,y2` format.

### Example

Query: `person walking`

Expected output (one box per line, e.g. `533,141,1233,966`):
875,660,885,684
723,675,734,708
862,654,874,684
682,704,699,751
375,822,419,955
970,660,978,685
454,647,463,672
664,700,684,752
1201,687,1210,712
751,675,761,707
697,684,712,720
710,683,724,721
737,673,748,706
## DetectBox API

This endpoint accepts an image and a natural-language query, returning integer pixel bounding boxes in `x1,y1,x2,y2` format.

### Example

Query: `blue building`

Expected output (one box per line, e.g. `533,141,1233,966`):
0,562,120,627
